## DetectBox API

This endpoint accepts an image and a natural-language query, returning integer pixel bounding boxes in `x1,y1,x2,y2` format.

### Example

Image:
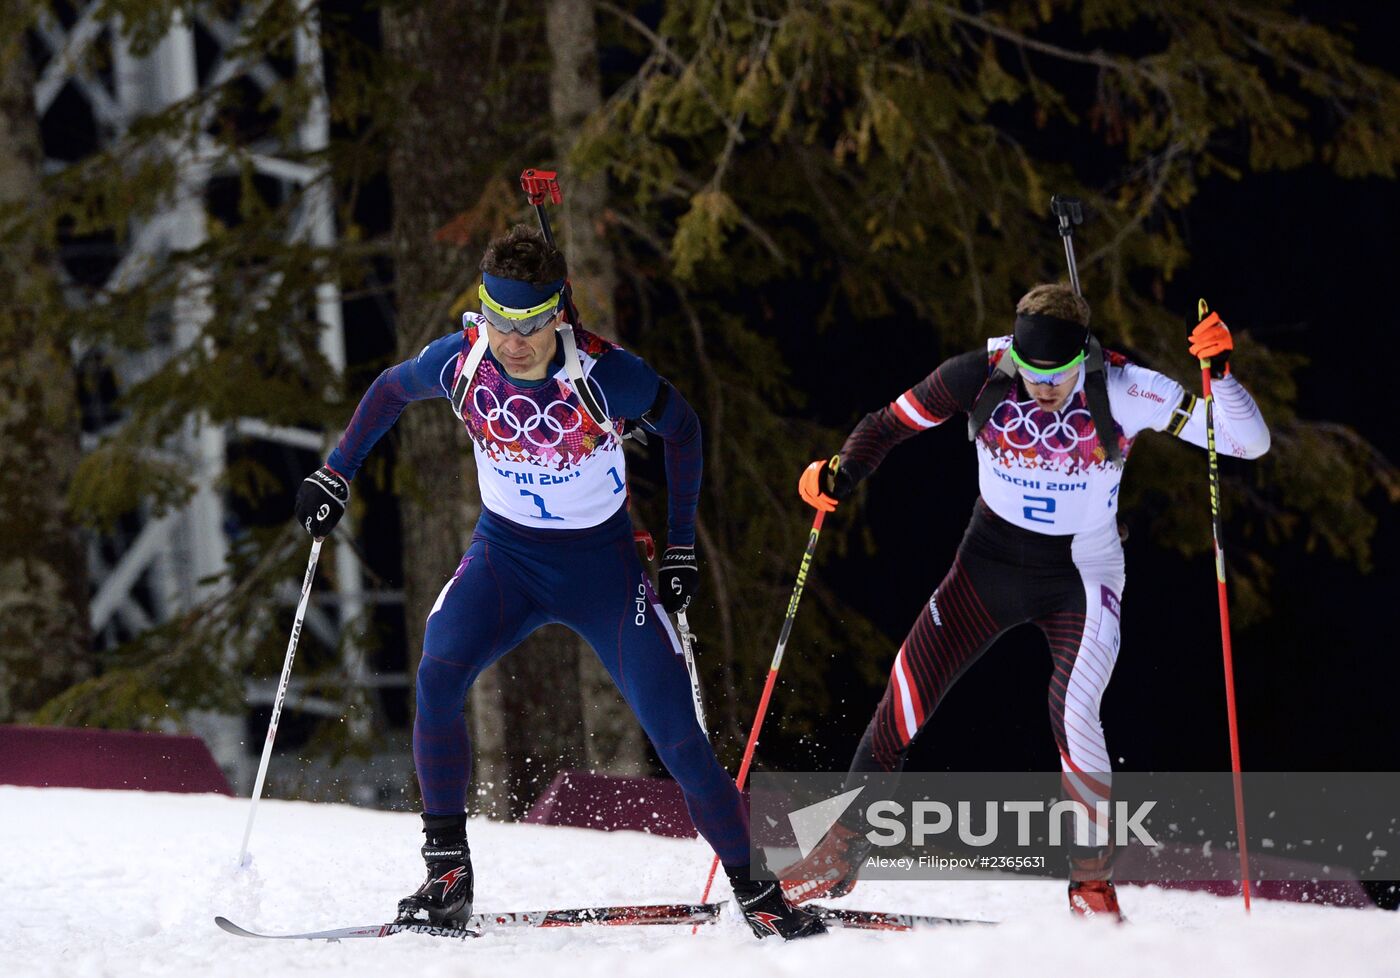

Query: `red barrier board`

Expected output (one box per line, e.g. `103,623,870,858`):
0,725,232,795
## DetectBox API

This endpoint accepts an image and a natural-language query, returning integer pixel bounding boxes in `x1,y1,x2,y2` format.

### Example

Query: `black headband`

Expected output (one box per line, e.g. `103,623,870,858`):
1012,312,1090,365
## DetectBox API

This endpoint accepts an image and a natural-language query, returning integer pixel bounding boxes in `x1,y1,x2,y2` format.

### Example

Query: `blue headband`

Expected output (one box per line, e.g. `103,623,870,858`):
481,272,565,311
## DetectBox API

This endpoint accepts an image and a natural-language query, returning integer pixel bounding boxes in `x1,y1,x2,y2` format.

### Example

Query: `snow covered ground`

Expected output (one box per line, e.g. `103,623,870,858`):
5,785,1397,978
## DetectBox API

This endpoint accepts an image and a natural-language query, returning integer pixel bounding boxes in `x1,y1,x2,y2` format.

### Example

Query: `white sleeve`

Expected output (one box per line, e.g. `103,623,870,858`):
1107,361,1189,438
1172,374,1271,459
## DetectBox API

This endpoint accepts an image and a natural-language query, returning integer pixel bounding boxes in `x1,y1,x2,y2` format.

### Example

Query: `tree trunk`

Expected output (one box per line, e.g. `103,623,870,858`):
0,4,91,720
381,0,598,818
546,0,647,776
546,0,617,329
381,0,506,809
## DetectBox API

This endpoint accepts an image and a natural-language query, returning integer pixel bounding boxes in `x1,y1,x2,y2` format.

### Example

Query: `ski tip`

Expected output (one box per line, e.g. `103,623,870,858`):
808,905,996,931
1197,297,1209,320
214,916,256,938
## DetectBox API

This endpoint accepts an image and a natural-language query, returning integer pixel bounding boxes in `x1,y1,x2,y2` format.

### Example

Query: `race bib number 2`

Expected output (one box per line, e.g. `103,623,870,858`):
1023,494,1056,524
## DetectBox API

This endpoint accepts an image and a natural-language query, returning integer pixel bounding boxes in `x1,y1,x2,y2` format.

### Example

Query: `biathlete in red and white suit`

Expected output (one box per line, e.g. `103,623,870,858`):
781,283,1270,918
293,225,823,940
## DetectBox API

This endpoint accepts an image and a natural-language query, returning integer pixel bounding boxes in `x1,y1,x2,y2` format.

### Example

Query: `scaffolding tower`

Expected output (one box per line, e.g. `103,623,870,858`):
31,1,406,798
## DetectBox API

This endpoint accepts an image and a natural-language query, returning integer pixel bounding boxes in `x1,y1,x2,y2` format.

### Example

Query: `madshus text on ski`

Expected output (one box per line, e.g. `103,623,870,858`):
271,177,1268,941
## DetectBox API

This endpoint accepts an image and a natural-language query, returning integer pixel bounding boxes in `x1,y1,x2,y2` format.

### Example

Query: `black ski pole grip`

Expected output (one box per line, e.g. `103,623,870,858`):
1051,194,1083,236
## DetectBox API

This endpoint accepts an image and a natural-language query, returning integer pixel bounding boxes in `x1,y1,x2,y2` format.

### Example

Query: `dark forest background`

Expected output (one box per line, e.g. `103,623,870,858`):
2,0,1396,814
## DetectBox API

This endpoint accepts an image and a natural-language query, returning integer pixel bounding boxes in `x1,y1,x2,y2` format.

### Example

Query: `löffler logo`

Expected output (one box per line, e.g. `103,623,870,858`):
1126,383,1166,404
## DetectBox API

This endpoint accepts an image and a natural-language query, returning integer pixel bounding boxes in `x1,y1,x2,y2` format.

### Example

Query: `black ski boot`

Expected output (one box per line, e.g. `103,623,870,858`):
725,864,827,940
395,813,475,927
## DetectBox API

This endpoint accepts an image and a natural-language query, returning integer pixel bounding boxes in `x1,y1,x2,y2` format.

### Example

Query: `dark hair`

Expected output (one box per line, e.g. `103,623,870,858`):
480,224,567,284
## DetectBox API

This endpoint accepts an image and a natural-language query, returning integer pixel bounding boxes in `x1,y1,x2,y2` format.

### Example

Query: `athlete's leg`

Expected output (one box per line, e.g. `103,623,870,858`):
848,553,1011,774
783,539,1014,903
414,541,545,815
1035,522,1125,812
1034,523,1125,893
561,536,749,867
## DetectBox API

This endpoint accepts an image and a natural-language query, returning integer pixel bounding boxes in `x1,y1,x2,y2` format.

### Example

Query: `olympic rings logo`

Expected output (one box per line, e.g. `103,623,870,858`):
472,387,584,448
988,400,1095,451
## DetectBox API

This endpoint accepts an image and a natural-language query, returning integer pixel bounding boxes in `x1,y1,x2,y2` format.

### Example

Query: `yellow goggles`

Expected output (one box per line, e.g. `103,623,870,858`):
478,284,562,335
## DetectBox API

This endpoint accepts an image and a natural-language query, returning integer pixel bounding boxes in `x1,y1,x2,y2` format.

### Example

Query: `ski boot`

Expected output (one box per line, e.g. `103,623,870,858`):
395,813,475,927
725,864,827,940
778,821,870,905
1068,879,1123,918
1068,844,1124,921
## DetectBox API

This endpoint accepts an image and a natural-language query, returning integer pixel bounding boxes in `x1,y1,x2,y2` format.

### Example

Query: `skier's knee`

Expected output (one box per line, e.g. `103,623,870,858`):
652,729,724,788
416,652,475,714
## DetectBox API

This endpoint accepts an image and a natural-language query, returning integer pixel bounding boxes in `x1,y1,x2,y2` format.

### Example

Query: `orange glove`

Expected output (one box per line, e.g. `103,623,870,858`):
799,456,843,513
1189,311,1233,377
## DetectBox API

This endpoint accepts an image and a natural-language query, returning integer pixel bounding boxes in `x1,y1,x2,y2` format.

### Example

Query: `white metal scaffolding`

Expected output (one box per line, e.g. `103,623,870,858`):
32,1,392,791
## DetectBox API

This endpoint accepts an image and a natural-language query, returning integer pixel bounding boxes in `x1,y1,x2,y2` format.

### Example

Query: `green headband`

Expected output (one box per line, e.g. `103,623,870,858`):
1008,346,1086,376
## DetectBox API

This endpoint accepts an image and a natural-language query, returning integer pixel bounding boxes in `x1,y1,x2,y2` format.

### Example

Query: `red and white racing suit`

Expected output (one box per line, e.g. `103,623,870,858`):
839,337,1269,816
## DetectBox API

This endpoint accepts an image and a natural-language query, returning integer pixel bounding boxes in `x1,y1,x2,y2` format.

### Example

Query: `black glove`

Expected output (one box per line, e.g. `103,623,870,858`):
295,465,349,538
657,545,699,614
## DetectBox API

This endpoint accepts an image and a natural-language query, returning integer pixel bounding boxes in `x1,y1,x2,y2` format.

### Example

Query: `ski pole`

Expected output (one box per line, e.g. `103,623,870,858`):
519,167,613,433
1050,194,1084,295
520,168,578,325
675,607,708,735
1195,298,1252,912
238,538,323,868
695,508,828,914
638,527,708,735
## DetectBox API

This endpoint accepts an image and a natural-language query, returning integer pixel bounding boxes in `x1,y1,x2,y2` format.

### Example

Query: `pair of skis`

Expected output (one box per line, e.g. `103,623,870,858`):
215,900,990,942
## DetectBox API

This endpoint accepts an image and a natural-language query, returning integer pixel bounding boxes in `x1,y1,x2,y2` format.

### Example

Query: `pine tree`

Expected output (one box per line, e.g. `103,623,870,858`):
546,0,649,776
578,0,1400,758
26,2,387,737
19,0,1397,784
0,0,91,719
383,0,649,815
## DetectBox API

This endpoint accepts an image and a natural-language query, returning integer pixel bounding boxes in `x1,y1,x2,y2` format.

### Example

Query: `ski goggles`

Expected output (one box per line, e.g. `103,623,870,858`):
478,283,563,336
1009,346,1086,386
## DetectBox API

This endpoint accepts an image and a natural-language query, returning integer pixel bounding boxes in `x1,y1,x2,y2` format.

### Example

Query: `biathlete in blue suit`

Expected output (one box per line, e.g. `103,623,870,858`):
294,224,822,940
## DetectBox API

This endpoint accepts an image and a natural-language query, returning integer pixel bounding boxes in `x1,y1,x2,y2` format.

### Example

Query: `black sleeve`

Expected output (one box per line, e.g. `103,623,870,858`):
838,350,989,484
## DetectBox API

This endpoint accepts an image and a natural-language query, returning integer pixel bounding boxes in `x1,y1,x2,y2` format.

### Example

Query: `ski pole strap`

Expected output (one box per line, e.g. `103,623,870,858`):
633,530,655,562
